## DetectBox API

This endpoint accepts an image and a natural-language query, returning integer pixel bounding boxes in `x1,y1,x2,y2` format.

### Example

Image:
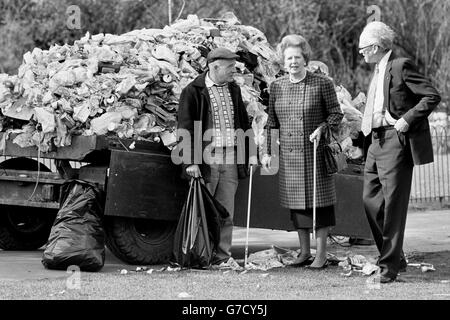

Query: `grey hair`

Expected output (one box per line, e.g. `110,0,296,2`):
360,21,396,50
277,34,312,65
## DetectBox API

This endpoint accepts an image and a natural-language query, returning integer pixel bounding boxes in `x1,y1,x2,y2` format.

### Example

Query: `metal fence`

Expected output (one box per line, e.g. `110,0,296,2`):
410,125,450,205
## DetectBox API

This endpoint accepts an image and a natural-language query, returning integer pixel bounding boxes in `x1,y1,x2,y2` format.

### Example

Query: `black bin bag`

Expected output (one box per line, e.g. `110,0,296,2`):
172,178,229,269
42,180,105,272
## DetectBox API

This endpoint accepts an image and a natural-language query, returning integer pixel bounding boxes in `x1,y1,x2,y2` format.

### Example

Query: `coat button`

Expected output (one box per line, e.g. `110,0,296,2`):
298,116,303,120
299,132,303,136
288,132,292,136
289,148,293,152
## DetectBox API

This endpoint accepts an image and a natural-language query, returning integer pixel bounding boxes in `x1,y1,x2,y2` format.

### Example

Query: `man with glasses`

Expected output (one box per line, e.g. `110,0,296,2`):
358,22,441,283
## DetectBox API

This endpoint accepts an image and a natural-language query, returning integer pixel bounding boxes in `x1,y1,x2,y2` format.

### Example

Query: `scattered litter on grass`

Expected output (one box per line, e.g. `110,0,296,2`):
120,269,128,275
49,290,66,297
178,292,193,299
421,265,436,273
210,257,244,271
136,266,148,272
146,269,154,275
408,262,436,272
167,266,182,272
338,253,380,277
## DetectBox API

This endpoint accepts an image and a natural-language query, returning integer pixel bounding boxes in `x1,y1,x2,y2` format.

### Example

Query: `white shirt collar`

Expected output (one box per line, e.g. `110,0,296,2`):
377,50,392,71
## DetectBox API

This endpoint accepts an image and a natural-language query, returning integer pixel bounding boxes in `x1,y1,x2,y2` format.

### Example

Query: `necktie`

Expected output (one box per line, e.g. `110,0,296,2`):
361,64,379,136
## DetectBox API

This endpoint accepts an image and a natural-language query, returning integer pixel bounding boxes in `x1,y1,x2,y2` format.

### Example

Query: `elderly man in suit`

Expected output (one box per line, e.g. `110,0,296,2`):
359,22,441,283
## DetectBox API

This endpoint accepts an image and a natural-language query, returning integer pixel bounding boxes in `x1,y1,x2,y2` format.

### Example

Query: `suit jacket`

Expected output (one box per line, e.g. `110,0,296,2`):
176,72,253,180
382,54,441,165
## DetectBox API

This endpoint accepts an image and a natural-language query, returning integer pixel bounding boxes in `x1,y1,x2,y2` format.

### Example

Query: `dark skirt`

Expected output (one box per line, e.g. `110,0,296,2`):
290,205,336,229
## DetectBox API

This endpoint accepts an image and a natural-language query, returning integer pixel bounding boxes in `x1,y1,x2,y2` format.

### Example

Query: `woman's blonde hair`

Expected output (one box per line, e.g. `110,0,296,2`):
277,34,312,65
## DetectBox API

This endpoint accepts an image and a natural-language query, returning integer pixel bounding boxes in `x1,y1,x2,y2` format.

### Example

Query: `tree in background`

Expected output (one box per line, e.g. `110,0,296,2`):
380,0,449,112
0,0,448,111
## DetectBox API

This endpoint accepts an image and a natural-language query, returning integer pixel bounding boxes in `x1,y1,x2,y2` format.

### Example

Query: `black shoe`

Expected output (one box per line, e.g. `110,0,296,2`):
376,256,408,273
379,275,396,283
290,256,313,267
399,260,407,273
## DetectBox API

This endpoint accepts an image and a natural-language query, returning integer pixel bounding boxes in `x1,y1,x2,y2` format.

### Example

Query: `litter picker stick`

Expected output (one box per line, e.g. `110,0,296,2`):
313,138,317,240
244,164,254,268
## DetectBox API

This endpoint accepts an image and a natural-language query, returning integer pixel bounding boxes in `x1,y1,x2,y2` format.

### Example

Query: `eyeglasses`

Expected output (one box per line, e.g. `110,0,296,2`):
358,44,376,54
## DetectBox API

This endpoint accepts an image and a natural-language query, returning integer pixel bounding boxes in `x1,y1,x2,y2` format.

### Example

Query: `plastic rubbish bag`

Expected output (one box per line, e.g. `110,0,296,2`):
42,180,105,272
172,178,229,269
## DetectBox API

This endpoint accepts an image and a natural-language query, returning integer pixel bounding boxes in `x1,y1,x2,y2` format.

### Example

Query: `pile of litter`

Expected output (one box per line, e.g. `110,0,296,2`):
335,85,365,161
307,64,366,162
0,13,278,152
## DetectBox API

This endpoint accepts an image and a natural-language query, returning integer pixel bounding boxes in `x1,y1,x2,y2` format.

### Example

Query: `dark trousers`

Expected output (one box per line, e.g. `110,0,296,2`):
363,127,414,279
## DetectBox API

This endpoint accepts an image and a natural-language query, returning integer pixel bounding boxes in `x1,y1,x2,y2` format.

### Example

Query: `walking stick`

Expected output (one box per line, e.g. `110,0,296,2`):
244,164,254,268
313,138,318,240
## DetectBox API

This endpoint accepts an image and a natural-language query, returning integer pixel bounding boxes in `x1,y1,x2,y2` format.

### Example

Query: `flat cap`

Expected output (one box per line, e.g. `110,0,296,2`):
207,47,239,63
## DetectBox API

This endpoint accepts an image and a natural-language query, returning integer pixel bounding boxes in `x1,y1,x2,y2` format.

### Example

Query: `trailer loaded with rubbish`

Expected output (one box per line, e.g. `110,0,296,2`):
0,13,280,265
0,13,368,266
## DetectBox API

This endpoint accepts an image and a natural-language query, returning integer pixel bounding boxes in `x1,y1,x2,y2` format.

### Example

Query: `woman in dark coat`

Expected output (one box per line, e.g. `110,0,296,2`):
261,35,343,269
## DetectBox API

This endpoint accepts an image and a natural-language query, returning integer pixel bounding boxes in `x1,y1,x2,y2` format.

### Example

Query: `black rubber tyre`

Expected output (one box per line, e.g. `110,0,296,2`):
104,216,176,265
0,206,56,250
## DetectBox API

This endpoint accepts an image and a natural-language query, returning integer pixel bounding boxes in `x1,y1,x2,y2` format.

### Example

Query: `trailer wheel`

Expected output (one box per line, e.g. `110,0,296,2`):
104,217,176,265
0,206,56,250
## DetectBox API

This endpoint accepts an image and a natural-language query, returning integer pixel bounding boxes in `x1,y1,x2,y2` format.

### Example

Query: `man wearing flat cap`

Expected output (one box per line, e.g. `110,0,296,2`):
177,47,253,266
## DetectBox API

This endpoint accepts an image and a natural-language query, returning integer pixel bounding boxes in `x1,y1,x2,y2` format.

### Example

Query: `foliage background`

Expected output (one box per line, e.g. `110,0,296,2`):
0,0,448,111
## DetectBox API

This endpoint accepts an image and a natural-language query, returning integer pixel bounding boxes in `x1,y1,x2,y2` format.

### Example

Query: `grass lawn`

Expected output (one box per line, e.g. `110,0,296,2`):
0,251,448,300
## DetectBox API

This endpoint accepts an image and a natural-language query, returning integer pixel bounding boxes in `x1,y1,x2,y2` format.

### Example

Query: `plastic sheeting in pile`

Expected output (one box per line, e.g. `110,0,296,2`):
308,62,366,162
0,13,279,153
